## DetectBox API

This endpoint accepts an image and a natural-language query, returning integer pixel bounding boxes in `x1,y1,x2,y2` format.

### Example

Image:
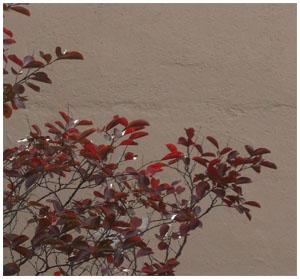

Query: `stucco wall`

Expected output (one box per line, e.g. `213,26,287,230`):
4,4,296,275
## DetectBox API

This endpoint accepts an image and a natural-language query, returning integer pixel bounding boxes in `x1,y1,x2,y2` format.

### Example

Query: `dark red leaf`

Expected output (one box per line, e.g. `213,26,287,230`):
206,136,219,149
125,152,136,160
236,177,252,184
57,50,84,60
59,111,71,123
244,201,261,208
123,236,143,250
159,224,169,237
254,147,271,155
245,210,252,221
158,241,168,250
185,127,194,139
13,235,29,246
175,185,185,194
55,47,63,57
10,5,31,16
137,247,153,257
76,119,93,126
31,72,52,83
245,145,255,156
129,131,148,140
260,160,277,169
26,82,40,92
23,60,44,68
3,38,16,45
4,103,12,118
131,217,142,229
79,128,97,140
220,147,232,155
93,191,103,198
4,262,20,276
179,223,190,236
178,136,188,146
39,51,52,64
195,181,210,200
192,156,208,167
14,246,33,258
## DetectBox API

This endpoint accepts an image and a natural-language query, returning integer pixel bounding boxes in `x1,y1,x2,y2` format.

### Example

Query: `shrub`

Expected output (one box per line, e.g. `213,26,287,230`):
3,4,277,276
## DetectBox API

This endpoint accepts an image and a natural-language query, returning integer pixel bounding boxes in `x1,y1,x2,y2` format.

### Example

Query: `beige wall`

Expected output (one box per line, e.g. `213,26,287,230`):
4,4,296,275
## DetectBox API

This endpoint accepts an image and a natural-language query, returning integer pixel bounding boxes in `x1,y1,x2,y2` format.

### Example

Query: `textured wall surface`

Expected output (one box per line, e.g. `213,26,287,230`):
4,4,296,275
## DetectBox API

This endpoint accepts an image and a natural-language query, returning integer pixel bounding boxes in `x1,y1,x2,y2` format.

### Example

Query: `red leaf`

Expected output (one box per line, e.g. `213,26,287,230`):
14,246,33,258
245,210,252,221
245,145,255,156
39,51,52,64
162,152,183,161
4,103,12,118
158,241,168,250
3,38,16,45
137,247,153,257
220,147,232,155
178,137,188,146
175,185,185,194
10,5,31,16
83,143,99,159
93,191,103,198
195,181,210,200
125,152,136,160
260,160,277,169
59,111,71,123
244,201,261,208
26,82,40,92
185,127,194,139
166,258,179,267
202,152,215,157
206,136,219,149
106,115,128,131
141,263,154,274
123,236,143,250
76,119,93,126
129,131,148,140
179,223,190,236
236,177,252,184
79,128,97,140
194,144,203,154
166,143,177,152
159,224,169,237
254,147,271,155
120,138,138,146
31,72,52,83
127,119,149,129
57,50,84,60
146,162,164,176
130,217,142,229
55,47,63,57
13,235,29,246
4,27,13,37
192,156,208,167
8,54,23,67
23,60,44,68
